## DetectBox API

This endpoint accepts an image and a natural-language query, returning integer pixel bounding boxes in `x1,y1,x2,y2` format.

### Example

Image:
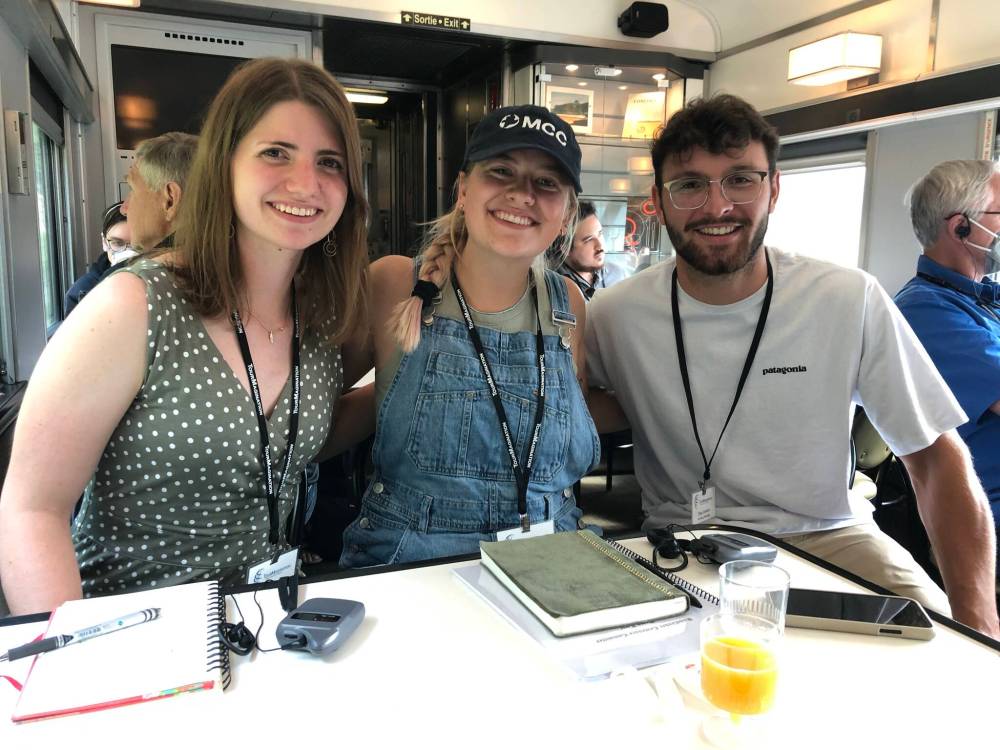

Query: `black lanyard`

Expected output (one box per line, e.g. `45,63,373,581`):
671,251,773,490
916,271,1000,323
563,266,599,299
232,290,301,548
451,273,545,531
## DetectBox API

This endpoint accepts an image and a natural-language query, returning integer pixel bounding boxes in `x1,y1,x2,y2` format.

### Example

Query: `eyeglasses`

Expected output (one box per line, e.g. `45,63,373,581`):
102,236,132,253
661,170,770,210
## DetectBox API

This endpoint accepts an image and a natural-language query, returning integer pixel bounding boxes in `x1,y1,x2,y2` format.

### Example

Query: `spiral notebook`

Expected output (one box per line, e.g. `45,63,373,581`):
12,580,229,723
603,538,720,607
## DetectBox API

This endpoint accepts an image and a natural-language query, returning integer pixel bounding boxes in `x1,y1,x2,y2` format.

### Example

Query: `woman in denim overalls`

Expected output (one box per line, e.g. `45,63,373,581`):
340,105,601,567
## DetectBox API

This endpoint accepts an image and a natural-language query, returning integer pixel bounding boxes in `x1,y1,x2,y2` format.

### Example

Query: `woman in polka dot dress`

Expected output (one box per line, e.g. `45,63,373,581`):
0,59,374,614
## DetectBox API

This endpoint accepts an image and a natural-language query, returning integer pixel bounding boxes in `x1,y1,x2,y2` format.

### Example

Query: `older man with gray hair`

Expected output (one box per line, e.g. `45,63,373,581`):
122,131,198,251
895,159,1000,559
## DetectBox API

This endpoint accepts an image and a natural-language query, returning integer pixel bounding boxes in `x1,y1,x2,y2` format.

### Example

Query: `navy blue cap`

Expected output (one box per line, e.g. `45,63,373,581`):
463,105,583,193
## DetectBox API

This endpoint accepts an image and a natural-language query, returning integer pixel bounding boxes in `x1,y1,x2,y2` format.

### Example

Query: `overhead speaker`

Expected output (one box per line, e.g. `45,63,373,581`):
617,2,669,39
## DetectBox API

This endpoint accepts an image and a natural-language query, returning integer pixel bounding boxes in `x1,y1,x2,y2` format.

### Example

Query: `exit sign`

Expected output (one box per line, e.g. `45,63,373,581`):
401,11,471,31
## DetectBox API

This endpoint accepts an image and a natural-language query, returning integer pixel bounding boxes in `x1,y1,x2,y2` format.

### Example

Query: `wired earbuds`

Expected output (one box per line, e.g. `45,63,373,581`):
219,573,304,656
219,621,255,656
220,585,339,656
646,524,719,572
647,526,683,559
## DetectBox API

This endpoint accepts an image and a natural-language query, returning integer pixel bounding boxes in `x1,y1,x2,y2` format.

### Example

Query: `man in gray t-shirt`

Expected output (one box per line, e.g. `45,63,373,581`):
585,94,998,636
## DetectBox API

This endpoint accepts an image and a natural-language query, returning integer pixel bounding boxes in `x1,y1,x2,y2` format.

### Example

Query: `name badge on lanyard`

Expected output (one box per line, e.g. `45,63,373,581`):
671,250,773,527
451,273,547,534
231,287,302,582
247,547,300,584
496,519,555,541
691,486,716,525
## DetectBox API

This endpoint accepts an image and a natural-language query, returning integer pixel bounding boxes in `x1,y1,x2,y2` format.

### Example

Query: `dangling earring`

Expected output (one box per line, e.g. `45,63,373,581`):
228,223,235,241
323,231,338,258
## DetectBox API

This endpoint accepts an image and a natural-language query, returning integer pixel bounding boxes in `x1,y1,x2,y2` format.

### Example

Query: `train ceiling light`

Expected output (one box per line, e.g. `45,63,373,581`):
80,0,141,7
345,89,388,105
788,32,882,87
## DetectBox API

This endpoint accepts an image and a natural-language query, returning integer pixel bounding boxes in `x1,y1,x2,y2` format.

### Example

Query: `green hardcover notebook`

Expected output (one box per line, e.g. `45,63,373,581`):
479,530,688,637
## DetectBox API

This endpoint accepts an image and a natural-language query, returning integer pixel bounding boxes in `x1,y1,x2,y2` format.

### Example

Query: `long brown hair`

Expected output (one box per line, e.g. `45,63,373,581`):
167,57,368,342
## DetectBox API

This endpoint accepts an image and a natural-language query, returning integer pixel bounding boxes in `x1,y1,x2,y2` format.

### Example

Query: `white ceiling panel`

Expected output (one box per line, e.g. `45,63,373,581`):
684,0,878,51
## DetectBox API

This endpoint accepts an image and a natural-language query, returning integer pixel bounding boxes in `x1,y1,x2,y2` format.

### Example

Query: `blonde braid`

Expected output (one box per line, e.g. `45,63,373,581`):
389,206,465,352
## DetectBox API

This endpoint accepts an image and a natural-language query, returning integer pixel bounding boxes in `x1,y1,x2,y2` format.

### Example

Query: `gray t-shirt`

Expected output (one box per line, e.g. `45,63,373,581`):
73,259,342,594
585,247,966,535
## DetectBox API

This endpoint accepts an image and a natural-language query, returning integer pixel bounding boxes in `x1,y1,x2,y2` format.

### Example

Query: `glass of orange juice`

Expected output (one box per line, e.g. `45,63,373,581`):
700,612,780,748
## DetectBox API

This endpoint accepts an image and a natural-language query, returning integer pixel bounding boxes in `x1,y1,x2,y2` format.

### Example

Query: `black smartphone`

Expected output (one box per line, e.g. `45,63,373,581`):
786,588,935,640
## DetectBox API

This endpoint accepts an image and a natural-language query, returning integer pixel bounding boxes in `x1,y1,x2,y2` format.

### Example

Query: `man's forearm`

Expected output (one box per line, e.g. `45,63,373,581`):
903,433,999,636
918,482,997,633
586,388,630,434
315,383,375,463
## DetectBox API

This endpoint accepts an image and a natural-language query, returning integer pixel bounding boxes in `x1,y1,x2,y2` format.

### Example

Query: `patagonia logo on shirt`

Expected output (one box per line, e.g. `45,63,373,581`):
761,365,808,375
498,113,569,147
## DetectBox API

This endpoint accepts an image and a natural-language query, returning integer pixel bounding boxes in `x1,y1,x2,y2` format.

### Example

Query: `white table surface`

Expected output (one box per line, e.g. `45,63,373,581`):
2,534,997,749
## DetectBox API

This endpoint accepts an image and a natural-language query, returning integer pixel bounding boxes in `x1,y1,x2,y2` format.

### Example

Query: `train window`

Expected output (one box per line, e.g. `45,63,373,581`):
94,13,311,206
109,46,246,150
31,120,70,334
766,157,867,268
993,109,1000,161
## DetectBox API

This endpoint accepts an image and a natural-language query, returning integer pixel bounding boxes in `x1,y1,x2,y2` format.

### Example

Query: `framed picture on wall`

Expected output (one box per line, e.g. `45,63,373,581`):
545,85,594,134
622,91,666,140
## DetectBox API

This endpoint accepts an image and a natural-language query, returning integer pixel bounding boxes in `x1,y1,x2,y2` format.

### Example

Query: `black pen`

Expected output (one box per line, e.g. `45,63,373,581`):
0,608,161,663
632,555,703,608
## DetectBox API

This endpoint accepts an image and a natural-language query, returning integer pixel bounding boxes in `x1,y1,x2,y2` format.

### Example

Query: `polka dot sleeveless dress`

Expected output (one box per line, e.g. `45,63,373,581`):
73,259,342,596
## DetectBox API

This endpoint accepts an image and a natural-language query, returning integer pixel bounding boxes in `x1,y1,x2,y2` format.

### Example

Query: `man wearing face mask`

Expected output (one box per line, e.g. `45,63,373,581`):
64,202,136,316
895,160,1000,556
64,133,195,321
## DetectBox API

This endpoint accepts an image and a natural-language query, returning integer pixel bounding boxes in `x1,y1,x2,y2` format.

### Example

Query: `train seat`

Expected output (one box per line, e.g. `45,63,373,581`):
851,408,939,585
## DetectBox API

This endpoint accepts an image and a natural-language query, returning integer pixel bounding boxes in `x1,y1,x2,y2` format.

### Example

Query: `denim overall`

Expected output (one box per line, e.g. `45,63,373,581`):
339,266,601,567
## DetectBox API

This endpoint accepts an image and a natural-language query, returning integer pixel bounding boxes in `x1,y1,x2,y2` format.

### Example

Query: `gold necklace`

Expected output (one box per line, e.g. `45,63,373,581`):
246,310,287,344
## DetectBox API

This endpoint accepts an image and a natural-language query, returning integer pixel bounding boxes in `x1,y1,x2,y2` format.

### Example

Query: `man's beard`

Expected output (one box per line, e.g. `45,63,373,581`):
665,215,768,277
566,253,604,275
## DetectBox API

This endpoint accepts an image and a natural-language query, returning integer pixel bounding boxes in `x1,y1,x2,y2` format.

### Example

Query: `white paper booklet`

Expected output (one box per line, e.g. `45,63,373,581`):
454,562,716,680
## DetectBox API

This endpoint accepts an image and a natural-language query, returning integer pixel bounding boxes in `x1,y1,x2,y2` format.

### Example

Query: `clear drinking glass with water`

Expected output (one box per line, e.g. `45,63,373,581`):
718,560,790,632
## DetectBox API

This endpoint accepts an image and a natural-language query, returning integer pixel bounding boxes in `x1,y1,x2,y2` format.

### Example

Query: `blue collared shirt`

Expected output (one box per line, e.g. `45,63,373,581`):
895,256,1000,522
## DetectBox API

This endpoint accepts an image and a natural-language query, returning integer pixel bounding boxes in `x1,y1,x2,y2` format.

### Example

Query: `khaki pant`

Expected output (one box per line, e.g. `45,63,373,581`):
783,522,952,617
